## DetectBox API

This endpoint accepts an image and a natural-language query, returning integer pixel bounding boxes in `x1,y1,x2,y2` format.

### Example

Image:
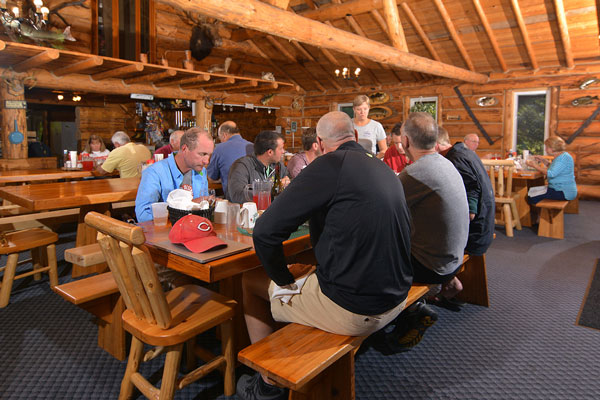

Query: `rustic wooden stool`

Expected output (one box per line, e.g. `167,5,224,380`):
0,228,58,308
537,199,569,239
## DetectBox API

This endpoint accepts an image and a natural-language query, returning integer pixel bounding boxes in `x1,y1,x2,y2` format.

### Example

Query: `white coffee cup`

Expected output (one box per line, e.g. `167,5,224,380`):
214,199,229,224
238,202,258,229
151,202,169,226
69,151,77,167
154,153,164,162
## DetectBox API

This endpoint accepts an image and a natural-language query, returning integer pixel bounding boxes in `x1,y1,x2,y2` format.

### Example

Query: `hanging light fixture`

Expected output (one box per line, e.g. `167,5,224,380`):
334,67,360,80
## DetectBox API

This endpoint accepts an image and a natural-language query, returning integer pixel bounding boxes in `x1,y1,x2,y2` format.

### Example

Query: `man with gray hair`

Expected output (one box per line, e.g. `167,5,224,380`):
236,111,412,399
464,133,480,151
386,112,469,352
154,130,184,158
135,128,214,222
96,131,151,178
206,121,253,198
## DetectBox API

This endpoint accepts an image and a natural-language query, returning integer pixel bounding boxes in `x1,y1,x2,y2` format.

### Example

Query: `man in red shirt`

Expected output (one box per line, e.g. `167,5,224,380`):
154,130,184,157
383,123,412,173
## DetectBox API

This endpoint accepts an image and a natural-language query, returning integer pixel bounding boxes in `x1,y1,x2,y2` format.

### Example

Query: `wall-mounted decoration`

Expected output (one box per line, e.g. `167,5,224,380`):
368,105,393,120
579,78,600,90
476,96,498,107
446,115,461,120
368,91,391,105
8,119,24,145
291,121,297,132
572,96,599,106
286,129,291,135
291,96,303,110
303,119,311,128
261,93,275,105
4,100,26,109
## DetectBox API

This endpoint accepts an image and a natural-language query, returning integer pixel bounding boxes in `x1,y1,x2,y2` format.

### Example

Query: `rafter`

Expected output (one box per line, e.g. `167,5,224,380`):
382,0,408,52
433,0,475,71
510,0,538,70
123,69,177,85
247,40,307,91
263,0,290,9
13,49,59,72
91,64,144,81
369,9,412,82
290,41,343,90
162,0,487,83
53,56,104,77
553,0,574,69
400,2,441,62
471,0,507,72
154,73,211,87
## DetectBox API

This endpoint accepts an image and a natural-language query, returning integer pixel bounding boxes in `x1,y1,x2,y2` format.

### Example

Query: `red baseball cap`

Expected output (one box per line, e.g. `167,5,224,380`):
169,215,226,253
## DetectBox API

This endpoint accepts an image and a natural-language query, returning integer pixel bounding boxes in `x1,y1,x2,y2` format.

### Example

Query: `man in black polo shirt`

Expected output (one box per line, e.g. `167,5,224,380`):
236,111,413,400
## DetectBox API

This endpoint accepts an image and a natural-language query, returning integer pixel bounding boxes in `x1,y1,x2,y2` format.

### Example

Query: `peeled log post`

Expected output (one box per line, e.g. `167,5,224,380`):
159,0,488,84
0,80,28,160
195,99,212,133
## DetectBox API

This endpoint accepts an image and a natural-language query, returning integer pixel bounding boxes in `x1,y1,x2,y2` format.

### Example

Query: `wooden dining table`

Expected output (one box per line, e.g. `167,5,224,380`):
139,220,313,351
510,169,545,227
0,177,140,276
0,169,96,185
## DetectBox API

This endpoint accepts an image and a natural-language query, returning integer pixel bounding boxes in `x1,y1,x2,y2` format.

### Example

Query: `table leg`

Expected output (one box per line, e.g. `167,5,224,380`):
72,204,111,278
219,275,251,354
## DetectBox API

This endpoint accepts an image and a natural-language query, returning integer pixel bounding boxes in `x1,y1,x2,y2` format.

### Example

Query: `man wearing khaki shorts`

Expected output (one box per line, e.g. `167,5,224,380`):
236,111,413,400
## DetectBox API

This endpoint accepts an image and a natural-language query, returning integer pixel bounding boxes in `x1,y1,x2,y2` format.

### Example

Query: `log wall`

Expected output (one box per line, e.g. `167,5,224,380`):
302,75,600,185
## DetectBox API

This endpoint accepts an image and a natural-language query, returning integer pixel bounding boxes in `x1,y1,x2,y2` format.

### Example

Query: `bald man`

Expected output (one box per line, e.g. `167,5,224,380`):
236,111,413,398
206,121,253,197
154,130,184,157
464,133,480,151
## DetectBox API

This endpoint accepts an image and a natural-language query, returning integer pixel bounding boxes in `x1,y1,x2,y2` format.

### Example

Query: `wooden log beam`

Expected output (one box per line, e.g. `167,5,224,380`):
369,10,408,83
553,0,574,69
182,77,235,89
159,0,487,83
154,73,211,87
433,0,475,71
92,63,144,80
263,0,290,9
123,69,177,85
301,0,382,21
13,49,60,72
382,0,408,51
471,0,507,72
510,0,538,70
53,56,104,77
227,82,279,93
3,68,203,100
247,40,307,91
0,40,6,51
400,2,441,62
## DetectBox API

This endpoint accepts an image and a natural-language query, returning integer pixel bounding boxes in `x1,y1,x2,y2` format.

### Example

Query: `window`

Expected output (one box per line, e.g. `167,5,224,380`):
512,90,550,155
338,103,354,119
410,96,438,121
97,0,150,60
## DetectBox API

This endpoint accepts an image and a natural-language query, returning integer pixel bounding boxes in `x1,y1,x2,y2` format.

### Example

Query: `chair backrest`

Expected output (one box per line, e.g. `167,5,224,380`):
481,159,515,198
85,211,172,329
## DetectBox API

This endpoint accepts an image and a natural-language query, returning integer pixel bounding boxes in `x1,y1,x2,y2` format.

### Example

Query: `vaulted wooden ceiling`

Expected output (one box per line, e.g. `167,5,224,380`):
162,0,600,93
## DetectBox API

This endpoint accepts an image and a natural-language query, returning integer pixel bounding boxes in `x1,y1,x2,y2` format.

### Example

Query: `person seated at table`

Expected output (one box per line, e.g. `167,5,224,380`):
236,111,413,399
207,121,253,198
154,130,184,158
227,130,290,204
352,94,388,157
435,126,495,311
83,134,110,160
526,136,577,205
383,122,412,174
387,112,469,352
286,128,321,179
464,133,480,152
94,131,151,178
135,128,213,223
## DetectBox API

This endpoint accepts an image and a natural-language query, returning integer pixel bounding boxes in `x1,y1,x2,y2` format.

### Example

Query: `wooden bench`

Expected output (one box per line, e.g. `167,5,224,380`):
536,199,569,239
238,283,432,400
565,195,579,214
52,256,126,360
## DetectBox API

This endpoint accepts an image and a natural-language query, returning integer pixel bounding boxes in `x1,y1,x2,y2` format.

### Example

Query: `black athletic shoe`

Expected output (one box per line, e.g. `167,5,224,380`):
429,296,466,312
236,373,288,400
385,301,438,353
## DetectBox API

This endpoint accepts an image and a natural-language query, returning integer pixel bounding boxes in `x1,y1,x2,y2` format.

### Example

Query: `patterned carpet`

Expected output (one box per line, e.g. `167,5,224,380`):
1,201,599,399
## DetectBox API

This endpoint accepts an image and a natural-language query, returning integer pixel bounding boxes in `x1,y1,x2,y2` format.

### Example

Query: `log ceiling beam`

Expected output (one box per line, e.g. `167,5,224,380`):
304,0,317,9
553,0,574,69
263,0,290,9
13,49,59,72
400,2,441,62
182,77,235,89
123,69,177,85
161,0,488,83
227,81,279,93
247,40,306,91
510,0,538,70
4,68,203,99
154,73,211,87
471,0,507,72
433,0,475,71
369,9,410,82
92,63,144,80
53,56,104,77
301,0,386,21
382,0,408,52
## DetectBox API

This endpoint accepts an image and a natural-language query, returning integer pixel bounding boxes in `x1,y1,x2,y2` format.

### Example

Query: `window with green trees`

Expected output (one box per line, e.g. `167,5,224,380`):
515,93,547,155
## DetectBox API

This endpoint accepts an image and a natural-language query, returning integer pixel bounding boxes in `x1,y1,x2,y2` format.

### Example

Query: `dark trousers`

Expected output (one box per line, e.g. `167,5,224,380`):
527,187,566,205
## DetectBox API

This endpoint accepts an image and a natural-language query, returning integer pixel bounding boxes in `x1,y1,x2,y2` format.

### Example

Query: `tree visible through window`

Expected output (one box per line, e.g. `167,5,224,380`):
515,94,546,155
410,97,437,120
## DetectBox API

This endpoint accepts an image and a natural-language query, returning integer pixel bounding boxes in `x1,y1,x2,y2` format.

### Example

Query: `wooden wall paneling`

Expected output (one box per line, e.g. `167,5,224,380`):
112,0,119,58
91,0,99,54
135,0,142,60
509,0,538,70
549,86,560,136
503,89,514,156
149,0,157,63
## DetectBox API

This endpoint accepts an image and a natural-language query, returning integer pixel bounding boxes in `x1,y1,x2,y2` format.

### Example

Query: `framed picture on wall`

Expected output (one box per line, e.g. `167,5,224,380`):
291,121,297,132
286,129,291,135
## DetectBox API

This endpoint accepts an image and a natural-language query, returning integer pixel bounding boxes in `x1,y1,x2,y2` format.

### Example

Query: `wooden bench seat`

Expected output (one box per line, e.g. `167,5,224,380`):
536,199,568,239
238,283,433,400
53,272,126,360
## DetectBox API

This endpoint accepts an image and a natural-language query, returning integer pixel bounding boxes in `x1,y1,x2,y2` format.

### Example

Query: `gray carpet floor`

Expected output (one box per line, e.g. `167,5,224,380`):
1,200,599,399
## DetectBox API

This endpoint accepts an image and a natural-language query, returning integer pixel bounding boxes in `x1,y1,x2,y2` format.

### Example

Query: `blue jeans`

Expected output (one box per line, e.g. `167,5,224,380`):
527,187,566,205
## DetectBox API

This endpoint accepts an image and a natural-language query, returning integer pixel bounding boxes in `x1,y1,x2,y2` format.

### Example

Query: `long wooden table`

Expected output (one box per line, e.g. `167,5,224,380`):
0,169,95,185
0,178,139,276
510,170,545,227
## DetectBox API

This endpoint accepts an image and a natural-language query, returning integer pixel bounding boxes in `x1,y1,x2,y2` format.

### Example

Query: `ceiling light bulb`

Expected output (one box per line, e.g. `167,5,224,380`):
12,7,19,18
57,94,63,100
41,6,48,19
335,69,340,76
355,68,361,76
268,108,271,114
72,96,77,101
33,0,43,12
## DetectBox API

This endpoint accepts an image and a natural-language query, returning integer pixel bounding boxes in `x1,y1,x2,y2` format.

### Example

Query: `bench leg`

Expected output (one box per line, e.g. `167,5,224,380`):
290,351,355,400
538,208,564,239
46,244,58,287
0,253,18,308
455,254,490,307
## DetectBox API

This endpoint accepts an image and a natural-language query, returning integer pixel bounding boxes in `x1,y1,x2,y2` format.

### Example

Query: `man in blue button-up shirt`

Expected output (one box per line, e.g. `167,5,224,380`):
135,128,213,222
